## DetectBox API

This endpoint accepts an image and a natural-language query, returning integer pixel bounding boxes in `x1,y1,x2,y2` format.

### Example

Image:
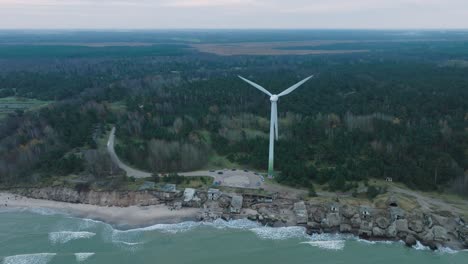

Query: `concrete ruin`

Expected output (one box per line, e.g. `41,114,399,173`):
184,188,196,202
230,195,243,214
294,201,308,224
208,188,221,201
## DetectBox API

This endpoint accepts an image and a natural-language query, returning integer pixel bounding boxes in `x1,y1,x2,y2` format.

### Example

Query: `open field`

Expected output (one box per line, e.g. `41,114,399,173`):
191,40,369,56
0,97,50,119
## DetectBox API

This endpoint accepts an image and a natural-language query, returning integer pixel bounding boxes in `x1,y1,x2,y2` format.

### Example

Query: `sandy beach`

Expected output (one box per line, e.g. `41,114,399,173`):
0,192,201,228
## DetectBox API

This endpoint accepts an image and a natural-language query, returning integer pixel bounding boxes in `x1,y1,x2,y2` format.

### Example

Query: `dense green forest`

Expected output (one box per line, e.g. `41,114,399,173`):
0,30,467,195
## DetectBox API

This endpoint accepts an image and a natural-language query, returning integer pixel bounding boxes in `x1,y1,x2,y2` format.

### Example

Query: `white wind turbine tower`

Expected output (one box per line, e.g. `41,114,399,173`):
238,75,314,177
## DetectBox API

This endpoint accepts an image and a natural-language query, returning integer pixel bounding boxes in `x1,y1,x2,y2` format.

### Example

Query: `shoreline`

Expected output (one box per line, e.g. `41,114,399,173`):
0,192,200,229
1,199,466,254
1,190,467,251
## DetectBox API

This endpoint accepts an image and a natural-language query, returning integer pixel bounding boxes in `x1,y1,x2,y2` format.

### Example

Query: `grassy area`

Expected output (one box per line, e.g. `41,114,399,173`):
203,154,241,170
176,176,214,189
108,101,127,113
0,96,50,119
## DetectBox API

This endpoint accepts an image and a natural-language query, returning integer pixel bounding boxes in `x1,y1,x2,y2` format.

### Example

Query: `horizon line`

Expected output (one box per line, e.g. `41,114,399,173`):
1,28,468,31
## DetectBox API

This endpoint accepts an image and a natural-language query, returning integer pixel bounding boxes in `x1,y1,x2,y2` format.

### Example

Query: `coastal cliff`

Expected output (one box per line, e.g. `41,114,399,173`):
9,187,468,251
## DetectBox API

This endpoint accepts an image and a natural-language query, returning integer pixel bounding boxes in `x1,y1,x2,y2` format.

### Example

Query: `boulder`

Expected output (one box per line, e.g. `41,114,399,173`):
375,217,390,229
456,226,468,246
340,205,357,219
418,229,434,242
423,214,433,228
372,227,386,237
350,214,362,228
386,222,397,238
395,219,409,233
405,235,417,247
360,221,373,231
310,207,326,223
408,219,424,233
217,195,231,208
307,221,321,230
340,224,352,233
432,226,448,242
247,214,257,221
326,213,341,227
359,229,372,238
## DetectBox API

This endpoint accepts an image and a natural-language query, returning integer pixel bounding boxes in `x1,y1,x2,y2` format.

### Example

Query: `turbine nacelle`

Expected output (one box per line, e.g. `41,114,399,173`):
270,95,279,102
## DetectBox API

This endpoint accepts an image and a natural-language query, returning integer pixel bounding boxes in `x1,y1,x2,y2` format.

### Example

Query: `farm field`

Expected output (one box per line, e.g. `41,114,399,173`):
0,96,50,119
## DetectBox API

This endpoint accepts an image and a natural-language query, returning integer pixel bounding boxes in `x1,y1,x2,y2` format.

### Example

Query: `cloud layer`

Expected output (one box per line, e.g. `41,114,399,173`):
0,0,467,29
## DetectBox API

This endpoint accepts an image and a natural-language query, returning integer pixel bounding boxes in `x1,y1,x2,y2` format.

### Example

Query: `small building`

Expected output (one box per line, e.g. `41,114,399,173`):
230,195,243,214
385,177,393,182
208,188,221,201
184,188,196,202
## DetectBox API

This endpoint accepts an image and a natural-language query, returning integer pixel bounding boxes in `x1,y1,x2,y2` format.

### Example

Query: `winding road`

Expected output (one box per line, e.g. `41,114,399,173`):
107,127,263,189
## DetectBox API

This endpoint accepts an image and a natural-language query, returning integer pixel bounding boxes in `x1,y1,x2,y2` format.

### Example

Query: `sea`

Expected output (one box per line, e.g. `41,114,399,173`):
0,209,467,264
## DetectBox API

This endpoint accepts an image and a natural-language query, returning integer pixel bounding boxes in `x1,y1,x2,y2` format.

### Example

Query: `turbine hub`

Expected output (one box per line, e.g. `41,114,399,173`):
270,95,279,102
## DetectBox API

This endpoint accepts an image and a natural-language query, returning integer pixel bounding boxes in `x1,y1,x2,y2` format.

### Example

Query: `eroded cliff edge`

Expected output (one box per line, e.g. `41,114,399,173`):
9,186,468,251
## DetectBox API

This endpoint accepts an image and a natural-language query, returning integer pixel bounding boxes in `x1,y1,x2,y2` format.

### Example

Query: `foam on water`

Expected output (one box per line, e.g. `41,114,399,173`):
74,253,95,262
301,233,349,250
48,231,96,244
354,237,402,245
113,221,201,235
113,241,143,246
250,226,307,240
301,240,346,250
436,247,459,254
210,218,260,230
2,253,56,264
0,207,59,216
413,241,430,251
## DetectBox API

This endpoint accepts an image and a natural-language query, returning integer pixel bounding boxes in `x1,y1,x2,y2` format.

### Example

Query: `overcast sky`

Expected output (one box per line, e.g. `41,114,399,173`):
1,0,467,29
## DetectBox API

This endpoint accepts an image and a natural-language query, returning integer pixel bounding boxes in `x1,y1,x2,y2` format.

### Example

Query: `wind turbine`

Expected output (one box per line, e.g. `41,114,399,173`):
238,75,314,177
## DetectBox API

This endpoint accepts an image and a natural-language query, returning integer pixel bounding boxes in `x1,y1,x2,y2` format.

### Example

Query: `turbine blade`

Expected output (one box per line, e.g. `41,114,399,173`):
275,112,278,140
278,75,314,97
238,76,272,96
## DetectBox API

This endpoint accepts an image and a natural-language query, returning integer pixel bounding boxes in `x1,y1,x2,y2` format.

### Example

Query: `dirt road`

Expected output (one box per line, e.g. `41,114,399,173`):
107,127,264,189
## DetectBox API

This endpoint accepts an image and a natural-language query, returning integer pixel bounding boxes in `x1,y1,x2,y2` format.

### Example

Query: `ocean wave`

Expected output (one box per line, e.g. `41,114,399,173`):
0,207,59,216
354,237,402,245
113,240,143,246
435,247,459,254
48,231,96,244
210,218,260,230
413,241,430,251
250,226,307,240
413,241,463,254
301,240,346,250
2,253,56,264
74,253,95,262
310,232,354,241
300,233,349,250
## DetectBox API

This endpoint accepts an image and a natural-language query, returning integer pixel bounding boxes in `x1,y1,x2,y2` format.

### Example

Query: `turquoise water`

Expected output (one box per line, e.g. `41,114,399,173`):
1,209,467,264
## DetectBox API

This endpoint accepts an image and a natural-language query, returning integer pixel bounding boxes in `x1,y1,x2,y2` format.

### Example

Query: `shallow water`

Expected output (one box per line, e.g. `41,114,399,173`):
0,210,467,264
